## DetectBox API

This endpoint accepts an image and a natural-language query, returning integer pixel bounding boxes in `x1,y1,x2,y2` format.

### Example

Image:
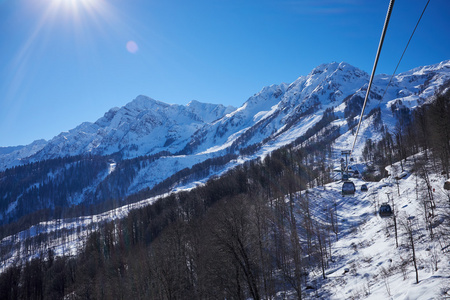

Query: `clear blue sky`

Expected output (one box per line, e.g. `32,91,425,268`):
1,0,449,147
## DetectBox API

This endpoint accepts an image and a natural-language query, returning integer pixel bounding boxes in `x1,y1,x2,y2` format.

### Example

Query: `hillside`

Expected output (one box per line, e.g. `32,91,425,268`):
1,135,449,299
300,151,450,299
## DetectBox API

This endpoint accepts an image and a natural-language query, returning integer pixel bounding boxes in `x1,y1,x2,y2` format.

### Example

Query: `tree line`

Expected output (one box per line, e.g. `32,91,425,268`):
362,86,450,179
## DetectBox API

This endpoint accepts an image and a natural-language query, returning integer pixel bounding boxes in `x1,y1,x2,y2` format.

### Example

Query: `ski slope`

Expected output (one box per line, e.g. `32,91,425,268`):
296,157,450,299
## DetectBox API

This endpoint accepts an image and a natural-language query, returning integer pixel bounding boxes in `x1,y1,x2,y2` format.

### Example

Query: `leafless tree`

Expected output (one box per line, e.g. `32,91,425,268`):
400,216,419,284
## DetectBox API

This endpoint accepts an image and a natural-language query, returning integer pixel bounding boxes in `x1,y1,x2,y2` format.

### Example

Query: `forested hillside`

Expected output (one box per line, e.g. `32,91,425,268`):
1,87,449,299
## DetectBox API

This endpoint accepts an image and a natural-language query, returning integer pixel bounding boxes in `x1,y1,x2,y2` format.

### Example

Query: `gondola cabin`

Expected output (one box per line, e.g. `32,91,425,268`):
444,179,450,190
361,184,368,192
353,170,360,178
342,181,356,196
379,203,393,217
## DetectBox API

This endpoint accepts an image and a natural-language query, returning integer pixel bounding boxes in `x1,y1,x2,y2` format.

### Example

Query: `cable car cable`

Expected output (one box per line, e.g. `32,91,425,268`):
349,0,395,164
378,0,431,106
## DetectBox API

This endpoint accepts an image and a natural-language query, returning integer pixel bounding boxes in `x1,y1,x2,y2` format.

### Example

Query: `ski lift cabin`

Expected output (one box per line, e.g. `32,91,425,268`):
361,184,368,192
444,179,450,190
342,181,356,196
379,203,393,217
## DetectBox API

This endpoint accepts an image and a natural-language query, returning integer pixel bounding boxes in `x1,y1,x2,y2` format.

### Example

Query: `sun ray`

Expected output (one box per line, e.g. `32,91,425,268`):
3,0,119,117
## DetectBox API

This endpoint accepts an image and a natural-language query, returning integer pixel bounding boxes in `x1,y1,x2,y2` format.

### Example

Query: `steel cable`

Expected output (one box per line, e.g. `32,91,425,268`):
348,0,396,166
378,0,431,106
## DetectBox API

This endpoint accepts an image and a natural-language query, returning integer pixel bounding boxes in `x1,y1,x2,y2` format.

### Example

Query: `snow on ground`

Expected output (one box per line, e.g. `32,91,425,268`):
128,154,211,194
108,161,116,174
1,148,448,300
0,193,164,273
298,156,450,299
200,126,251,154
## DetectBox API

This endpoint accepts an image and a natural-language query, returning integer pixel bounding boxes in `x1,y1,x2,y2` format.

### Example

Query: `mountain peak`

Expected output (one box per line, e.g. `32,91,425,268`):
308,61,364,77
309,61,340,75
126,95,169,111
187,99,236,123
186,99,202,106
399,59,450,76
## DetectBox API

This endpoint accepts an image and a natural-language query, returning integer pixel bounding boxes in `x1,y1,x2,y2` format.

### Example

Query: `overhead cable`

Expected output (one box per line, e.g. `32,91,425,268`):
378,0,431,105
349,0,395,161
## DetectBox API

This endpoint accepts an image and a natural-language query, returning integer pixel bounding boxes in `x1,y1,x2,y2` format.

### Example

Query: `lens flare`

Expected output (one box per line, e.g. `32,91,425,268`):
126,41,139,54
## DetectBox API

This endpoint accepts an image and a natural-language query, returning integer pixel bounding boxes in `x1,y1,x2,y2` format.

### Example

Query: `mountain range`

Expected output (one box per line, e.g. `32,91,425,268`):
1,60,449,225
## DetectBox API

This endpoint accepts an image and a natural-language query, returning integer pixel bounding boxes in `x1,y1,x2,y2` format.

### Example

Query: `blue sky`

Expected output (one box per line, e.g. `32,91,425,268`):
1,0,449,147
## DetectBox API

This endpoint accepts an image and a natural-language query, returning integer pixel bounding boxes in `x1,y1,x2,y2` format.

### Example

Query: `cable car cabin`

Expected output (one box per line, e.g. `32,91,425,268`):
379,203,393,217
444,179,450,190
361,184,368,192
342,173,350,181
353,170,360,178
342,181,356,196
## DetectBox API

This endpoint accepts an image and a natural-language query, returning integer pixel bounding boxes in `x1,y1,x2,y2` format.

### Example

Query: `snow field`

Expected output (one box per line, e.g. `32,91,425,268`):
301,158,450,299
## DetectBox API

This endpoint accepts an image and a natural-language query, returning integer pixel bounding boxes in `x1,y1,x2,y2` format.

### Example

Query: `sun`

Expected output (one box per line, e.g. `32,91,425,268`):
48,0,102,18
41,0,115,28
50,0,98,9
40,0,120,40
9,0,115,87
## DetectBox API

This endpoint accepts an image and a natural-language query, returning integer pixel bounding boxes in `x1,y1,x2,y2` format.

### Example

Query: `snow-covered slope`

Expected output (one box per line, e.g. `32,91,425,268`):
182,62,370,155
298,158,450,299
2,152,448,300
0,139,46,170
1,60,449,228
0,96,234,171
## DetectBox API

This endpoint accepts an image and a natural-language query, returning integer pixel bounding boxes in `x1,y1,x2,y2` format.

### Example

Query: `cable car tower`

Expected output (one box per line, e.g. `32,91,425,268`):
341,150,356,196
341,150,352,180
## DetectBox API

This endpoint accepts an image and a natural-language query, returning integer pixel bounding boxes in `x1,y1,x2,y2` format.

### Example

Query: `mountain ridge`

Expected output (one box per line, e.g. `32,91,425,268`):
2,60,449,171
1,60,449,226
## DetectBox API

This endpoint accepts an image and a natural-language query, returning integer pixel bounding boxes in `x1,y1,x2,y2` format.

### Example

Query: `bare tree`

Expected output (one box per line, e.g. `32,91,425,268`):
401,216,419,284
208,195,262,300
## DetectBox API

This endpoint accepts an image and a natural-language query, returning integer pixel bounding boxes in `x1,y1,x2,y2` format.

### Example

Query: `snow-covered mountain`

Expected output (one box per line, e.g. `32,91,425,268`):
182,62,371,155
2,61,449,170
1,60,449,225
0,139,47,170
28,96,235,162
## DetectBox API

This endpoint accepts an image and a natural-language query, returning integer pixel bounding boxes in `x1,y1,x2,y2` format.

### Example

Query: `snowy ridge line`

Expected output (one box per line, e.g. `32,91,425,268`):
2,60,449,173
0,61,448,219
